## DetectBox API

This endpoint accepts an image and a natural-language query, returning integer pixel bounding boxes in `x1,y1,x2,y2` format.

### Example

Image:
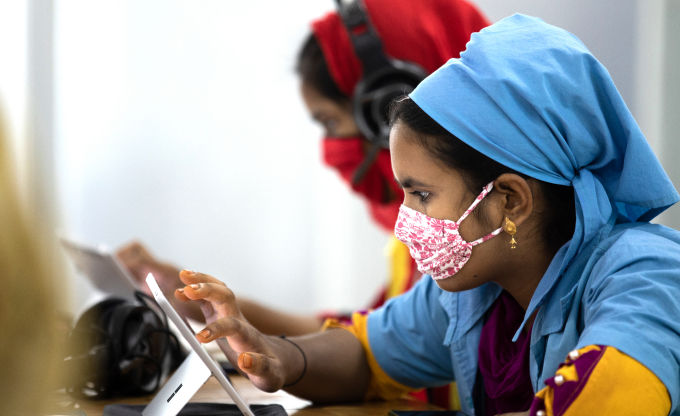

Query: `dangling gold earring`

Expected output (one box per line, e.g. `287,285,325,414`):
505,217,517,249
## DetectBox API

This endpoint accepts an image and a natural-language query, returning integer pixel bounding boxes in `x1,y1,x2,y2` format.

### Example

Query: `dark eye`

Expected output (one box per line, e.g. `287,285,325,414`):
410,191,430,202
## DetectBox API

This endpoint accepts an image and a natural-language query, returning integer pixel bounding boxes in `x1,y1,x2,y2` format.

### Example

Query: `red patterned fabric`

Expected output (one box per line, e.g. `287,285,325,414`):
395,182,502,280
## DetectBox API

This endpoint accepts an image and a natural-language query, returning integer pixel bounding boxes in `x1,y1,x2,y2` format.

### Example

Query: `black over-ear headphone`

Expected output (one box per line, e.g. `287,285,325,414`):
335,0,427,184
62,292,183,400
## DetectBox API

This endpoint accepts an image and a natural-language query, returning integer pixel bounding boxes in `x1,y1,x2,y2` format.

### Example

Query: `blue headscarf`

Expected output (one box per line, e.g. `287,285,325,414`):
410,14,679,267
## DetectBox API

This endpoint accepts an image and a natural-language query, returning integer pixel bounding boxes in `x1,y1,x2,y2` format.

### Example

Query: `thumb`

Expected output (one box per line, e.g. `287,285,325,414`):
237,352,283,392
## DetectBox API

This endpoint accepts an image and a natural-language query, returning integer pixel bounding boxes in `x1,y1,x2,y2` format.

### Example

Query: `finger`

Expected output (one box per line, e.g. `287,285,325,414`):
174,287,191,302
183,282,240,317
237,352,282,391
196,316,247,344
174,287,217,312
216,339,249,379
183,282,232,303
179,270,225,286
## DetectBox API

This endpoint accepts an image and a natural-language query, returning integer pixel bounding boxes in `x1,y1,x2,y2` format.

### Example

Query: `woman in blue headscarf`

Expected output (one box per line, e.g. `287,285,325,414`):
173,14,680,416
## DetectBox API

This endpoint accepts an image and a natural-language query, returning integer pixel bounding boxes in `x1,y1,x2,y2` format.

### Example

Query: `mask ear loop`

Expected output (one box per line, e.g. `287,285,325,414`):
469,227,504,246
456,182,504,246
456,182,496,225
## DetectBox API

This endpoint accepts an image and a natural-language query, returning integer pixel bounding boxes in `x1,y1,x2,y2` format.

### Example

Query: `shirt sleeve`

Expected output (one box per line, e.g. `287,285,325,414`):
576,228,680,411
529,345,671,416
367,276,455,389
323,312,416,401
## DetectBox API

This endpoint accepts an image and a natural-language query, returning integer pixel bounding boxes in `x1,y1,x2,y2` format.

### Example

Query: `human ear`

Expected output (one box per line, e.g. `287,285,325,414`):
492,173,534,227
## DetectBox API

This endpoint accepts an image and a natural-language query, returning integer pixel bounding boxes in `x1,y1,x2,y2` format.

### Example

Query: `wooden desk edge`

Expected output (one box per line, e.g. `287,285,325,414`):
52,375,441,416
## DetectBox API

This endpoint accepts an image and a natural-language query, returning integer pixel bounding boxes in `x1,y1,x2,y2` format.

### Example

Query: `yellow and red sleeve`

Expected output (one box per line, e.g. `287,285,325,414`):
530,345,671,416
322,311,416,401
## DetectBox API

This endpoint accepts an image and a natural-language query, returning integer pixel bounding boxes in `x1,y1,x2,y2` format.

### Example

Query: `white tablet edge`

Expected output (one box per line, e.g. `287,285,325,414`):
146,273,256,416
59,236,140,295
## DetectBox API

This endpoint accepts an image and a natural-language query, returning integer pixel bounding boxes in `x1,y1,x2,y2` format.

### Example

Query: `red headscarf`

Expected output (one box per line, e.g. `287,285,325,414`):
312,0,491,232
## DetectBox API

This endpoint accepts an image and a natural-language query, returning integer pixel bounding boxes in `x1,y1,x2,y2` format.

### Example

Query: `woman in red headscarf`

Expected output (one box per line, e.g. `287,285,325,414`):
297,0,489,310
294,0,489,409
117,0,489,408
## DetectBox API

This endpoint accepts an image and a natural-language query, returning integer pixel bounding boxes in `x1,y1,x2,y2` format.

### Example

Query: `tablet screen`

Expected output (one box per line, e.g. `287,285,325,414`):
145,274,222,371
154,281,196,335
60,237,139,298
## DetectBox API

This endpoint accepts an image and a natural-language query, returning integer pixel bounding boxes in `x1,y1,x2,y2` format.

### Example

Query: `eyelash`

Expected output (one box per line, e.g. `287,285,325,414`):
410,191,430,203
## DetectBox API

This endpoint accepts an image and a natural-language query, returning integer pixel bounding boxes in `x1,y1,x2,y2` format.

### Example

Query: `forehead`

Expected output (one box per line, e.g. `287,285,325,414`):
389,123,458,185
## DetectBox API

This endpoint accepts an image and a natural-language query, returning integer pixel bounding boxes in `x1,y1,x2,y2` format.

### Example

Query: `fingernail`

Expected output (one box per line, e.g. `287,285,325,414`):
241,353,253,369
183,269,196,275
190,284,200,290
198,329,210,339
178,288,184,293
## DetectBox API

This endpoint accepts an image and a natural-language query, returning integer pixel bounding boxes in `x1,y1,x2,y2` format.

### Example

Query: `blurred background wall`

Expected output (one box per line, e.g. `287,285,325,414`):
0,0,678,316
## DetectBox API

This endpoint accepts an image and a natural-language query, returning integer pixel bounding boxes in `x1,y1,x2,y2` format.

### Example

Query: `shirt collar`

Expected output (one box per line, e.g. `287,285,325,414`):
440,282,503,344
512,241,571,341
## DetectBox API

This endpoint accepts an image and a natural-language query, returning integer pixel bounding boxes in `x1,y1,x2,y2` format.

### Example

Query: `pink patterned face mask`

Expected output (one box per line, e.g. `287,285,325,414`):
394,182,503,280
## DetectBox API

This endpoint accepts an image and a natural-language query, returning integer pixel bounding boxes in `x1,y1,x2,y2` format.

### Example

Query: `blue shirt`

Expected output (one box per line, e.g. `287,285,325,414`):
368,220,680,416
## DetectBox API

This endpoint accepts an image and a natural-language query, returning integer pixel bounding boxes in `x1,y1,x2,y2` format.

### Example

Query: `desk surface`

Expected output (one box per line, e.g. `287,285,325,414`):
56,375,440,416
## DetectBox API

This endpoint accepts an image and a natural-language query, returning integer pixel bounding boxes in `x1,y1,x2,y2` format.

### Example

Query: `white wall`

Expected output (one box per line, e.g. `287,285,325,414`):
53,1,389,314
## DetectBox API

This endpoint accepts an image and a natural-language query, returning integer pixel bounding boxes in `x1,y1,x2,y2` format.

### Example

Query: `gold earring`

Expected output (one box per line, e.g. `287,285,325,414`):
505,217,517,249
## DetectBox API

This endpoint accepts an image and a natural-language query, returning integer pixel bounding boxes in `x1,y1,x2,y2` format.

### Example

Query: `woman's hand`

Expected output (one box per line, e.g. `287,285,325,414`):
174,270,296,392
117,242,205,322
116,241,181,295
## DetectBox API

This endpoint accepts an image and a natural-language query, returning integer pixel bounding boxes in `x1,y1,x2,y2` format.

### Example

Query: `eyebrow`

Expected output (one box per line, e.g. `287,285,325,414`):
394,177,432,189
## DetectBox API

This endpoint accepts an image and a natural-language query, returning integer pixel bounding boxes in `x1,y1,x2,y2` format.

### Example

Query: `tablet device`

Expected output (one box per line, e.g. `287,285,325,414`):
146,273,256,416
60,237,140,299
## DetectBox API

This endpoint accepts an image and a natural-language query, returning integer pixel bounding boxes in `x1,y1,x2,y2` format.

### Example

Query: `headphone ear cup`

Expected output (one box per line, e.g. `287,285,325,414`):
352,61,427,146
64,296,182,399
106,304,159,396
123,307,166,395
64,298,127,399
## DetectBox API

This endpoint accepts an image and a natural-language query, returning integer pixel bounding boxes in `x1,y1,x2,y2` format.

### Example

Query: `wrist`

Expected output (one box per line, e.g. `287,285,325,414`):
275,335,306,388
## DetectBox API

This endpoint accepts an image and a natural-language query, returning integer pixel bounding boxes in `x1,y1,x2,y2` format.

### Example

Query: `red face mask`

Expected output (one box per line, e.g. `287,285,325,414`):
322,136,403,232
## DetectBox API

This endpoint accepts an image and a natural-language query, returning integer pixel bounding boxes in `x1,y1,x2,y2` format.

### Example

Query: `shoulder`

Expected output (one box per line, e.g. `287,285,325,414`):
590,223,680,277
598,222,680,255
583,223,680,304
577,223,680,411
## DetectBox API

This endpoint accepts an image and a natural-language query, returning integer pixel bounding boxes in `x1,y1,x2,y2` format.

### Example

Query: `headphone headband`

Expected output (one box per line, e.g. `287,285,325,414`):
335,0,391,75
334,0,427,184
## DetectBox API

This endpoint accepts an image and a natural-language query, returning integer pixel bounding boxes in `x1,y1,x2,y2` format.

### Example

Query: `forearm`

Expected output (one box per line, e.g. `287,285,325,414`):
179,270,371,404
238,298,323,336
278,328,370,403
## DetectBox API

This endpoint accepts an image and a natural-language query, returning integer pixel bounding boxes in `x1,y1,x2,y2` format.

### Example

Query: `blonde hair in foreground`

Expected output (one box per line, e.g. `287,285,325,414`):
0,108,61,415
